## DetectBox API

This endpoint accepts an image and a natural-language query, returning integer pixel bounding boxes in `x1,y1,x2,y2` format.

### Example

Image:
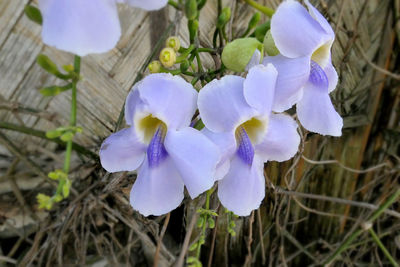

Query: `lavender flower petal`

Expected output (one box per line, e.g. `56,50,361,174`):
39,0,121,56
124,0,168,10
271,0,330,58
263,54,310,112
218,155,265,216
243,64,277,115
100,127,146,172
198,75,257,133
255,114,300,162
164,127,219,198
130,156,184,216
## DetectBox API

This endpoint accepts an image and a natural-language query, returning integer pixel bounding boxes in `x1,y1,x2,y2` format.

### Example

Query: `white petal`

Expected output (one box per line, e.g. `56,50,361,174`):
125,0,168,10
134,73,197,130
100,128,146,172
304,0,335,38
202,128,237,180
256,114,300,162
164,127,219,198
245,49,262,71
324,59,339,93
271,0,330,58
243,64,277,115
297,81,343,136
218,155,265,216
263,55,310,112
39,0,121,56
130,156,184,216
198,75,257,133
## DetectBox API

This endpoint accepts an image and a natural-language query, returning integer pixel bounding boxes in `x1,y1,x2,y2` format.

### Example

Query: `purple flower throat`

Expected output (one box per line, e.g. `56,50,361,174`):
236,126,255,166
147,126,168,168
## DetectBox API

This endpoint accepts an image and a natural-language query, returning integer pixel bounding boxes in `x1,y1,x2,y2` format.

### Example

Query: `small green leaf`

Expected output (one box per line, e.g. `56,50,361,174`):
62,179,71,198
37,54,71,80
24,5,42,25
40,83,72,96
189,242,198,251
60,131,74,142
46,129,63,139
197,217,204,228
208,217,215,229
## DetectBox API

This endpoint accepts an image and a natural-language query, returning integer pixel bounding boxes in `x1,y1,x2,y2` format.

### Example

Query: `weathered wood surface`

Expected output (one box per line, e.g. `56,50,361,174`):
0,0,399,266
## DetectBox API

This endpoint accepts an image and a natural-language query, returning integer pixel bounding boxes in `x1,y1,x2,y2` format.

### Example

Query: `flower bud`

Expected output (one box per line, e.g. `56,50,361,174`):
222,38,263,72
166,36,181,51
159,48,177,68
148,60,162,73
185,0,198,20
217,7,231,28
263,30,279,56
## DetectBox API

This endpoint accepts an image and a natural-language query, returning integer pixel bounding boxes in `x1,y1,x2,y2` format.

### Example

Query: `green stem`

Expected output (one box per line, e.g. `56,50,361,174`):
0,121,97,159
368,228,399,267
243,0,274,17
62,56,80,173
195,189,212,259
168,0,180,9
323,189,400,265
197,47,216,53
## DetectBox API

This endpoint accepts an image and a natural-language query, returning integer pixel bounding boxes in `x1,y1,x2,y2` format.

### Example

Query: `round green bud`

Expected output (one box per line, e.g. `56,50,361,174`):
263,30,279,56
159,48,177,68
148,60,162,73
217,7,231,28
221,38,263,72
166,36,181,52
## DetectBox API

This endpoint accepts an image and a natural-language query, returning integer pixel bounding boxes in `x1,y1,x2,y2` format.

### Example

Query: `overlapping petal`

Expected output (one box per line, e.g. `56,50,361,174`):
198,76,257,133
304,0,334,38
130,157,184,216
256,114,300,162
243,64,277,115
164,127,219,198
131,74,197,130
324,59,339,93
100,128,146,172
39,0,121,56
271,0,330,58
263,55,310,112
218,155,265,216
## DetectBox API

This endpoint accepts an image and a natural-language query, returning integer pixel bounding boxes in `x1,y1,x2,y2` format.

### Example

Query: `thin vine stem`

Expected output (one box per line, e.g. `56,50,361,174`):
368,228,399,267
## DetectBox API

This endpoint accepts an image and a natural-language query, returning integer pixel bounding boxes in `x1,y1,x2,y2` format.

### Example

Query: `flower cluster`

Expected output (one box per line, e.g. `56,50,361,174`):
99,0,343,217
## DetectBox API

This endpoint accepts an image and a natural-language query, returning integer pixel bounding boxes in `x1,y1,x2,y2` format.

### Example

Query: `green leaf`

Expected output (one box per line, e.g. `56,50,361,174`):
189,242,198,251
208,217,215,229
37,54,71,80
62,179,71,198
46,129,63,139
40,83,72,96
24,5,42,25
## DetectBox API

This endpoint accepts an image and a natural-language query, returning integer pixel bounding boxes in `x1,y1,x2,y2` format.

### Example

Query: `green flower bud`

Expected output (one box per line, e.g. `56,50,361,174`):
254,21,270,42
217,7,231,28
248,13,261,30
159,48,176,68
263,30,279,56
197,216,205,228
208,217,215,229
180,60,190,72
60,131,74,142
222,38,263,72
185,0,198,20
62,178,71,198
166,36,181,52
37,193,53,210
148,60,162,73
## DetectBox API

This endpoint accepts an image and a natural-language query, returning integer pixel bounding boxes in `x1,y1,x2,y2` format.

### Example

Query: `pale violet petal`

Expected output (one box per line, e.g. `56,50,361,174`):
39,0,121,56
130,156,184,216
164,127,219,198
134,73,197,130
263,55,310,112
271,0,330,58
125,0,168,10
297,61,343,136
243,64,277,115
125,82,145,126
245,49,262,71
100,127,146,172
198,75,257,133
255,114,300,162
324,59,339,93
218,155,265,216
201,128,236,180
304,0,335,38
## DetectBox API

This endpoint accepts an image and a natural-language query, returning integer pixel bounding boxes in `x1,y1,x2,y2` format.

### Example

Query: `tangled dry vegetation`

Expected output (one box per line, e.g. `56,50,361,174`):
0,0,400,266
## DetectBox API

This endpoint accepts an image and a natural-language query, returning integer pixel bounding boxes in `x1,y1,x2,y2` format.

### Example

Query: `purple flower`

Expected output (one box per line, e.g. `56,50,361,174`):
38,0,168,56
100,74,219,216
198,65,300,216
264,0,342,136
